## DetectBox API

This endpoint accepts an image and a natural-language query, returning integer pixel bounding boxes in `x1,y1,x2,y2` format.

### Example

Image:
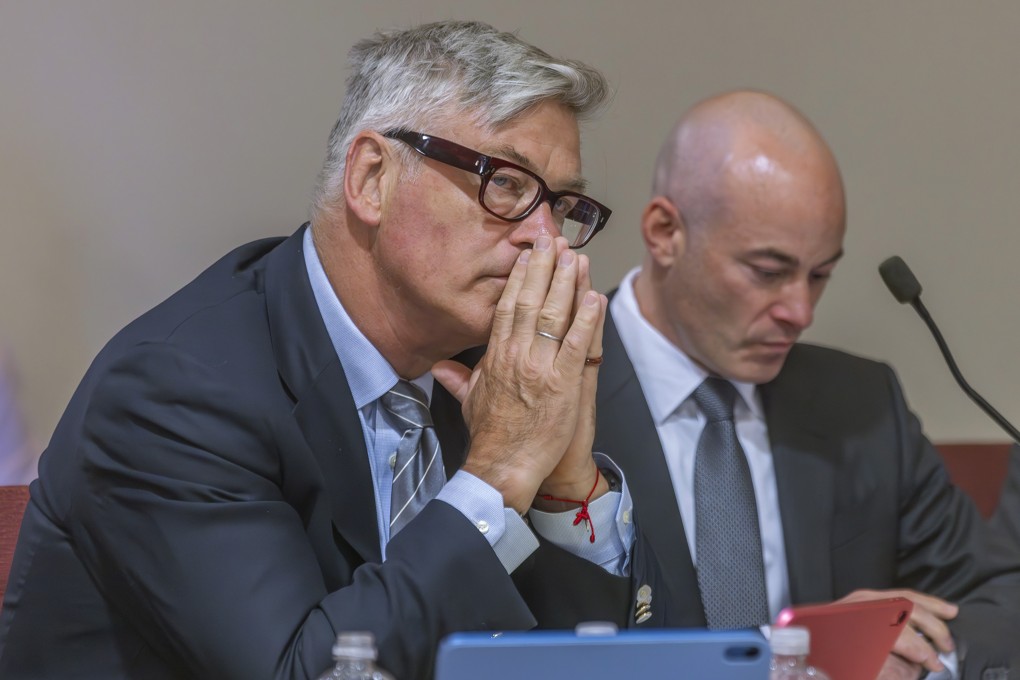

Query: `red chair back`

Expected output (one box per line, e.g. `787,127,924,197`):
0,485,30,603
935,443,1012,519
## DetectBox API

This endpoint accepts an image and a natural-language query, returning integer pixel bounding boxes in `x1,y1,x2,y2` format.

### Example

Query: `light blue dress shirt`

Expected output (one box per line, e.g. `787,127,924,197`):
301,227,633,574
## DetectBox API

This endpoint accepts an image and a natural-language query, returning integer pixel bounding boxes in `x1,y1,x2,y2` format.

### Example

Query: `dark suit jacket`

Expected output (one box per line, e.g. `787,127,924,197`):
0,228,664,680
595,308,1020,678
992,445,1020,548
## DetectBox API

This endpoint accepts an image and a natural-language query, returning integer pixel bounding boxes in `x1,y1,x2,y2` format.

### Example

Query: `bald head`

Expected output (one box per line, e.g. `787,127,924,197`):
652,90,844,231
635,90,847,384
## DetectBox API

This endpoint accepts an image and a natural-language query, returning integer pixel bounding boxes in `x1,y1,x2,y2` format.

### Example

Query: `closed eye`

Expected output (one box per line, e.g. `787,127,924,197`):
810,269,834,283
751,266,786,282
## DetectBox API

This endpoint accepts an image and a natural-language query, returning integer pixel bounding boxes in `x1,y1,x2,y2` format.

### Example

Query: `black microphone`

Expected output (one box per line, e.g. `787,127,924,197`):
879,255,1020,444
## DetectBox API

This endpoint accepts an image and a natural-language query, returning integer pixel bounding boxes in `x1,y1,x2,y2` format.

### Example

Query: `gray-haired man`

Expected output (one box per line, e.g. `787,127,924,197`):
0,21,663,679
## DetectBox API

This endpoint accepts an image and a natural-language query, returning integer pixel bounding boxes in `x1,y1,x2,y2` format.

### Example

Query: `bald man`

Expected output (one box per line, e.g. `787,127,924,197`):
594,91,1020,679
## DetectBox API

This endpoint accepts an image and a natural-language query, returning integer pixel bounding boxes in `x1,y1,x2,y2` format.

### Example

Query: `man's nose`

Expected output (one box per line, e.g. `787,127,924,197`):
772,280,815,331
507,202,562,247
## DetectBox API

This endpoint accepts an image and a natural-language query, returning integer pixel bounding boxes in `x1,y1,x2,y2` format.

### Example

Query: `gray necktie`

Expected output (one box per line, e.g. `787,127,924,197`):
381,380,444,537
692,377,770,629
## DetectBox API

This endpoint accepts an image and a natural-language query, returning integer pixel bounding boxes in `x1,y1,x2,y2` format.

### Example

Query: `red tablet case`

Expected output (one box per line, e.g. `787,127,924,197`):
774,597,913,680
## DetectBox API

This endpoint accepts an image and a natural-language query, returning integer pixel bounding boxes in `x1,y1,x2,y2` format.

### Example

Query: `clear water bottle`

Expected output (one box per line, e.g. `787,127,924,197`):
769,626,830,680
316,632,396,680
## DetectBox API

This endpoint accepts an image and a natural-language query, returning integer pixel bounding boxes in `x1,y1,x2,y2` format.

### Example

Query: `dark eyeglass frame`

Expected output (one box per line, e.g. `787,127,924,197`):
383,129,611,248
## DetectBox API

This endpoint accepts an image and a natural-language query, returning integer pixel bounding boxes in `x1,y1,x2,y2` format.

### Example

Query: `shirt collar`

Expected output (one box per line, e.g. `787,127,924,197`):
610,266,761,423
301,227,433,409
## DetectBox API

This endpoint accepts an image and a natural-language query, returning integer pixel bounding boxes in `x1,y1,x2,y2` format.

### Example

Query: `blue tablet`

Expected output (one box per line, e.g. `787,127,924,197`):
434,626,769,680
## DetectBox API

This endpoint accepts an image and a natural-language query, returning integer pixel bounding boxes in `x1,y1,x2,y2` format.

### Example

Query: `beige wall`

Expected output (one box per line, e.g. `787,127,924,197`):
2,1,1018,452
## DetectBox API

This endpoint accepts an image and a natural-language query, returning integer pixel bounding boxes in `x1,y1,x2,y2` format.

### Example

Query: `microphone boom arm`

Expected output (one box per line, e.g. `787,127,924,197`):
910,297,1020,444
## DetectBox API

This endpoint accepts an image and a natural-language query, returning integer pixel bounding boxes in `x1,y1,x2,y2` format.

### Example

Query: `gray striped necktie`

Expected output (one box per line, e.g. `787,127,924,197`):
692,377,770,629
381,380,445,537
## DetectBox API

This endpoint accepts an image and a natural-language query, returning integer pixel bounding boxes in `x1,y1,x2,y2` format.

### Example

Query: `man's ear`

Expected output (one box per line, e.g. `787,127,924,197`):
641,196,685,267
344,131,394,227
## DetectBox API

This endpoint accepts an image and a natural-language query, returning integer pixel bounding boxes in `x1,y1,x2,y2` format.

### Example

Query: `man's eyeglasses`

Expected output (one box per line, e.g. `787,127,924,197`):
383,129,611,248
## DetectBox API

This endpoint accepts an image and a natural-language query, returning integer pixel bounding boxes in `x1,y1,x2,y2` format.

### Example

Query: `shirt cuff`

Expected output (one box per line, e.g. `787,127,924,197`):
528,453,636,575
923,650,958,680
436,470,538,573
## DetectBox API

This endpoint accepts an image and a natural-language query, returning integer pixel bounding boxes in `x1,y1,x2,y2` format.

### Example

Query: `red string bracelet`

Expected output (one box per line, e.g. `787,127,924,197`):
538,468,601,543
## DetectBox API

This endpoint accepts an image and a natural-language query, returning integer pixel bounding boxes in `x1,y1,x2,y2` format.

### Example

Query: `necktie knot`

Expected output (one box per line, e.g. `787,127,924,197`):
381,380,433,431
692,377,737,423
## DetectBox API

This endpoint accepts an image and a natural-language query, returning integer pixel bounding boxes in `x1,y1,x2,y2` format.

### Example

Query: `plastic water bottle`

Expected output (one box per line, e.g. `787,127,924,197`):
769,626,830,680
316,632,396,680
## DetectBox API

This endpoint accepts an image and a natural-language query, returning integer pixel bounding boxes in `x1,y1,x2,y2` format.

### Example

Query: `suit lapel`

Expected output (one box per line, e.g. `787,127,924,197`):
761,357,838,605
597,309,706,626
263,226,382,564
430,346,484,476
431,379,469,478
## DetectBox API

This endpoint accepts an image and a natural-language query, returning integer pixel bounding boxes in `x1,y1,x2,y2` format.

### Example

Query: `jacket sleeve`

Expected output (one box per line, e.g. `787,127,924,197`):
882,366,1020,678
71,342,534,680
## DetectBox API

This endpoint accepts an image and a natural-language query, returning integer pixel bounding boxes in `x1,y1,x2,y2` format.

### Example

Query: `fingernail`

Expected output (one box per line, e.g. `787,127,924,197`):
558,250,575,267
519,250,531,264
584,291,599,306
535,235,552,251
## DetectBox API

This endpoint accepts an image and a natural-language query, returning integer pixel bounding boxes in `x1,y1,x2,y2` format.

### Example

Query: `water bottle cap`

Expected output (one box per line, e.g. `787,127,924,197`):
332,632,378,661
574,621,619,636
771,626,810,655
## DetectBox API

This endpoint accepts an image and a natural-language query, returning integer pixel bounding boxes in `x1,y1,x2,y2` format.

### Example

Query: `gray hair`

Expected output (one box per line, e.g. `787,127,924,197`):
312,20,610,214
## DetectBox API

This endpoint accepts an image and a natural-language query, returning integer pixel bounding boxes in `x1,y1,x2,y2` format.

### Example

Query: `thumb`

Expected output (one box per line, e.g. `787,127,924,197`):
432,359,472,403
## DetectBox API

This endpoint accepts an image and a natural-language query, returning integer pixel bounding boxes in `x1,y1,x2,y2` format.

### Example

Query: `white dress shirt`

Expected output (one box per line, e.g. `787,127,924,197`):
611,266,956,679
611,267,792,619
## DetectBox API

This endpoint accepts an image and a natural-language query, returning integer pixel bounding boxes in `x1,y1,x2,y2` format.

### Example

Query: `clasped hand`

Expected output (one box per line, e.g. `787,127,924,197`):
433,235,609,514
